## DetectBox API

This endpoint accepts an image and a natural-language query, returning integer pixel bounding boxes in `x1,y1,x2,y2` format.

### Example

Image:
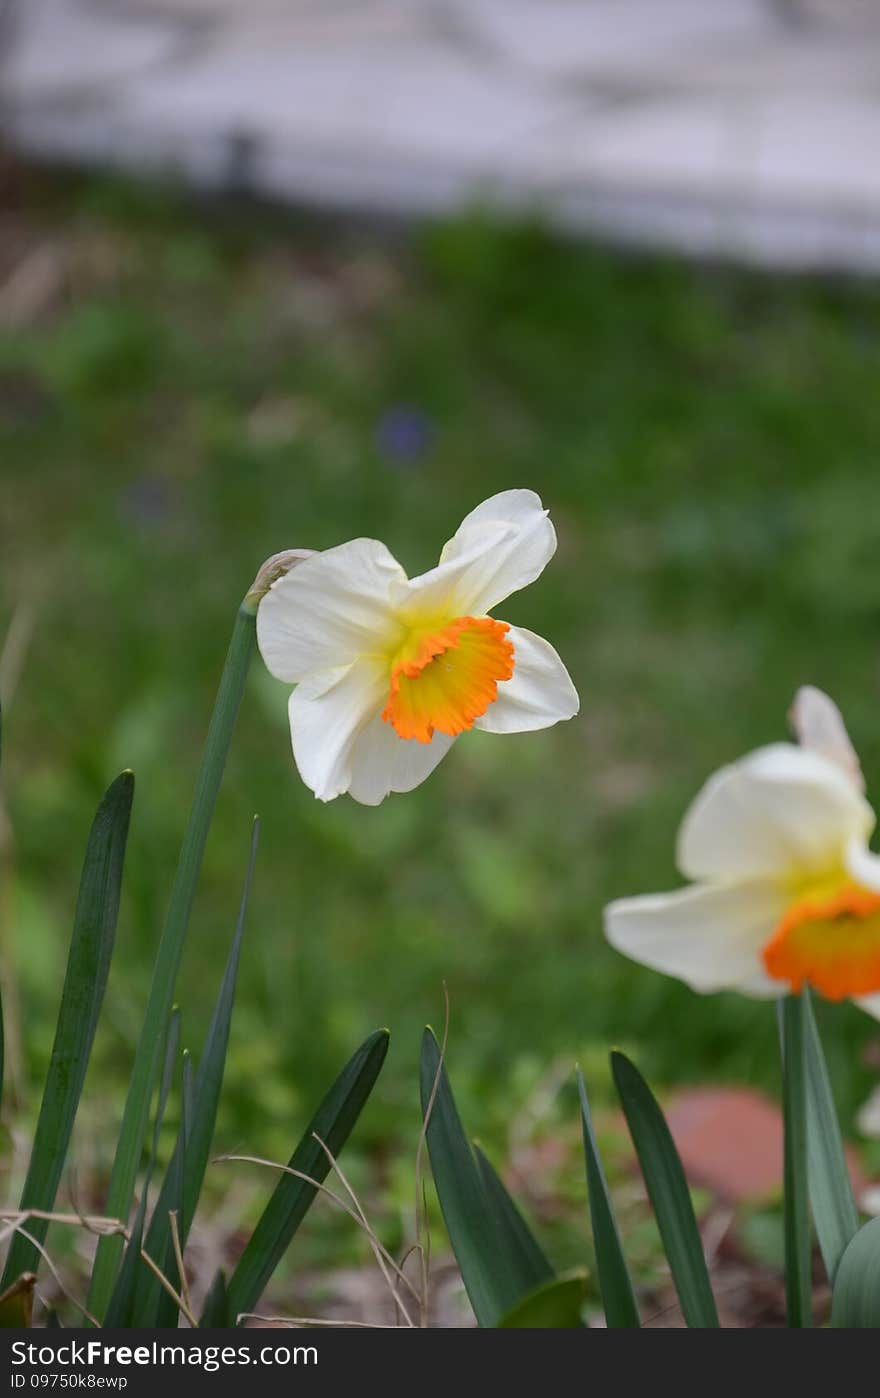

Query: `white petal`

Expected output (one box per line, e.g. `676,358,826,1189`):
853,994,880,1022
856,1085,880,1138
288,659,387,801
347,716,455,806
677,743,875,884
257,539,405,683
605,880,788,997
398,489,557,619
790,685,864,791
845,838,880,894
474,626,579,734
393,523,512,618
443,488,552,544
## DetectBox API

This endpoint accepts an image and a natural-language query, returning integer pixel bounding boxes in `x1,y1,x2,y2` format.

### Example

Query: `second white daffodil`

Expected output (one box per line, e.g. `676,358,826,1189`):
256,490,579,805
605,687,880,1014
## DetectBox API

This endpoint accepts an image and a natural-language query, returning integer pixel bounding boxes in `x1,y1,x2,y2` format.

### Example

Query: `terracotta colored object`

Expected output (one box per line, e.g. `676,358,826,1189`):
665,1086,866,1204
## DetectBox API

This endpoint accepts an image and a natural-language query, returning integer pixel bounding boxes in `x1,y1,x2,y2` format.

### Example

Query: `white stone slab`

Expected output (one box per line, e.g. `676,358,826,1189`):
4,0,180,101
646,33,880,96
447,0,777,81
518,92,880,207
8,0,880,273
119,40,577,171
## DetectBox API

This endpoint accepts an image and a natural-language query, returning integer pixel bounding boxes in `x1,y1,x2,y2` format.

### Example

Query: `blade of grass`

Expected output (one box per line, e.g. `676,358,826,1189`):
133,820,258,1323
89,601,256,1318
104,1010,181,1328
802,989,859,1283
577,1069,640,1328
226,1027,390,1322
420,1028,553,1327
780,995,812,1327
611,1051,719,1329
2,772,134,1287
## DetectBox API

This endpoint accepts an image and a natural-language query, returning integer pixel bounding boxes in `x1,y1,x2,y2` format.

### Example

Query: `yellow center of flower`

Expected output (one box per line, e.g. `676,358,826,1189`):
382,615,515,744
763,878,880,1000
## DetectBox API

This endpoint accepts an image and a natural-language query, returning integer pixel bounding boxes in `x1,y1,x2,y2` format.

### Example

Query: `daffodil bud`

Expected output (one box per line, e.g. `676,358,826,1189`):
245,549,317,609
790,684,864,791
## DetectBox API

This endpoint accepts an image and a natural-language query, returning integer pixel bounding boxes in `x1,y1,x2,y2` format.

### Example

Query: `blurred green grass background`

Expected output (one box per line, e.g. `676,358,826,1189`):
3,168,880,1225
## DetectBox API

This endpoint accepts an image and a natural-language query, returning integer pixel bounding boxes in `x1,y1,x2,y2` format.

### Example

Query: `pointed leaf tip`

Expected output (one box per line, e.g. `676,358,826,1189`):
578,1068,640,1328
2,773,134,1288
611,1051,718,1329
420,1031,554,1327
226,1027,389,1319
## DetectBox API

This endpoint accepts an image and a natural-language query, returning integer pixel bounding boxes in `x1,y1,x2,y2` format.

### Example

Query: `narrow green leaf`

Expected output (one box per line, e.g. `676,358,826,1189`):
420,1029,498,1328
420,1028,554,1327
474,1146,555,1289
90,604,256,1318
134,820,258,1324
780,995,812,1327
152,1052,190,1329
577,1070,640,1328
200,1270,230,1328
2,772,134,1287
104,1010,181,1329
611,1051,719,1329
102,1175,151,1331
182,1049,195,1149
498,1271,587,1329
226,1027,389,1322
831,1217,880,1327
803,989,859,1283
178,822,256,1232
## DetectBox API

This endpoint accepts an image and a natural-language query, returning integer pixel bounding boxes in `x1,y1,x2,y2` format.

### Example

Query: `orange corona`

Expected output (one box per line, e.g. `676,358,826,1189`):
763,882,880,1000
382,616,515,744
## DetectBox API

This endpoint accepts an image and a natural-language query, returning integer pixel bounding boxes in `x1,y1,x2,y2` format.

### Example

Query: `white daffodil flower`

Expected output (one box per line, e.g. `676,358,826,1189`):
256,490,579,805
605,686,880,1015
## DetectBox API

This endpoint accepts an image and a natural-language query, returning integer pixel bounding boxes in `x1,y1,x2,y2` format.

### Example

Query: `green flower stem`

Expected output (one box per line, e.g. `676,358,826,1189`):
88,599,257,1320
781,994,812,1328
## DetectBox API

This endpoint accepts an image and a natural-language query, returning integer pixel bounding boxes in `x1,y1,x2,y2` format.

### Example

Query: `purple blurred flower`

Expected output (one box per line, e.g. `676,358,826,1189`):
117,474,176,531
375,404,434,466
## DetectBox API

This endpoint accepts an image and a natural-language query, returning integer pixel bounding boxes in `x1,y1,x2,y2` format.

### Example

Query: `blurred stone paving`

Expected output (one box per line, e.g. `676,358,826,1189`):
5,0,880,271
